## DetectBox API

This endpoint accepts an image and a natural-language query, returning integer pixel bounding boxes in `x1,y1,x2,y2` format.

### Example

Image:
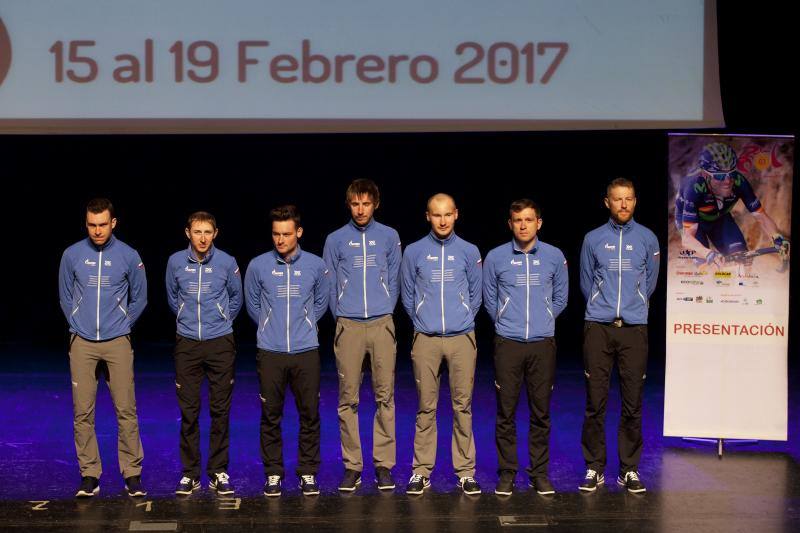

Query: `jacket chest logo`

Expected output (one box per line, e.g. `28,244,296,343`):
426,254,438,261
348,240,360,248
604,243,616,251
185,266,196,273
368,240,376,246
84,259,97,267
271,269,284,277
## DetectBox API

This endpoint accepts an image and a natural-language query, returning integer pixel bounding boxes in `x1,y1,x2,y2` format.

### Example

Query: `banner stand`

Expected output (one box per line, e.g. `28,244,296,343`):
681,437,758,458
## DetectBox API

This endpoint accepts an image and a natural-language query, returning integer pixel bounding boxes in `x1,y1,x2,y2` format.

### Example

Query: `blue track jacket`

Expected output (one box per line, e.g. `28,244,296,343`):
165,245,243,341
580,219,660,324
323,219,402,320
244,246,330,354
401,232,482,336
483,238,568,342
59,235,148,341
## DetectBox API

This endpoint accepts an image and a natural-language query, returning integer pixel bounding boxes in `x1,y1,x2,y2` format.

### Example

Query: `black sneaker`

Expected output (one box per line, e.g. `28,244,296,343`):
125,475,147,497
75,476,99,498
299,474,320,496
458,476,481,495
530,476,555,495
406,474,430,495
578,469,604,492
494,471,515,496
338,469,361,492
375,467,395,490
209,472,235,495
263,475,282,497
175,476,200,495
617,471,646,493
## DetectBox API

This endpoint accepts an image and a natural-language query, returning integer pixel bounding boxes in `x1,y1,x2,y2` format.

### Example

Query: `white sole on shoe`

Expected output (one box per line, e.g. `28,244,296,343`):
338,479,361,492
175,482,200,495
76,487,99,497
617,477,646,493
578,476,605,492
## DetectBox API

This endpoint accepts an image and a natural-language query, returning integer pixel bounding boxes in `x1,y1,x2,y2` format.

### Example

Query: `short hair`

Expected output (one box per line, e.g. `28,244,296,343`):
185,211,217,231
270,205,301,228
86,198,115,219
346,178,380,206
426,193,456,212
509,198,541,219
606,177,636,197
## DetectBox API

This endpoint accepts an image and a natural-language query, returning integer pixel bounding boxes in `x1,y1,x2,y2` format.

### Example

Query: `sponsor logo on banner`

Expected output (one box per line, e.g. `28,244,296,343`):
0,17,11,87
681,280,703,285
705,296,713,303
676,270,704,277
714,271,733,278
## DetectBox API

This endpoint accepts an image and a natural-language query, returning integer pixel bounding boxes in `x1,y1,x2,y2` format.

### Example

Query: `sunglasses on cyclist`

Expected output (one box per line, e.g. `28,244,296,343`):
703,169,735,181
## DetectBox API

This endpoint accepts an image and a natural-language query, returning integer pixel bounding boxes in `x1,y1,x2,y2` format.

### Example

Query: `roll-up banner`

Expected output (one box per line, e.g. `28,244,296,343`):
665,133,794,440
0,0,723,133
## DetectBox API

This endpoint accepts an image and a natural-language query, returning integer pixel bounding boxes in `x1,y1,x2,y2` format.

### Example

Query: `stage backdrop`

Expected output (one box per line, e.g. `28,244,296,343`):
664,133,794,440
0,0,722,133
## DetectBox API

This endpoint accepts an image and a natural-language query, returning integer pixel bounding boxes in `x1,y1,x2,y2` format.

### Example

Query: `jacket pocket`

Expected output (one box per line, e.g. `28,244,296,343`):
216,301,229,321
260,307,272,332
71,295,83,316
380,275,391,299
337,278,349,301
496,296,510,321
590,279,604,302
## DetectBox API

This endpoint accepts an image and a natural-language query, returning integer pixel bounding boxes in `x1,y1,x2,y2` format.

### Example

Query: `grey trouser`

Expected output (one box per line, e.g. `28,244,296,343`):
411,331,477,478
334,315,396,471
69,334,144,479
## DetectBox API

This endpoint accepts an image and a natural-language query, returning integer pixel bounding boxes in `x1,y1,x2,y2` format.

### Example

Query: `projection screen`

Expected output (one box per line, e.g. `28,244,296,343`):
0,0,723,133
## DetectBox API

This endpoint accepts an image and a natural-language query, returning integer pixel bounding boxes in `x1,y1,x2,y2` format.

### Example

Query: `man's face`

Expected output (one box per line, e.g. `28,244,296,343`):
705,170,734,198
86,209,116,247
185,220,218,258
426,197,458,239
508,207,542,246
272,220,302,258
604,186,636,224
348,193,377,227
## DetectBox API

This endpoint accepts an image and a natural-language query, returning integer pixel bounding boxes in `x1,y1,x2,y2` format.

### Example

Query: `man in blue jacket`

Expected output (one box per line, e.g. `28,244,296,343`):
401,193,483,495
165,211,242,496
483,199,568,496
244,205,330,497
323,179,402,492
578,178,660,494
58,198,148,498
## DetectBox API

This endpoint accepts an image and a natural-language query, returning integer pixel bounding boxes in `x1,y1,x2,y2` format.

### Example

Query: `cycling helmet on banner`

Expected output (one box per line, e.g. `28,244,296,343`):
698,142,737,173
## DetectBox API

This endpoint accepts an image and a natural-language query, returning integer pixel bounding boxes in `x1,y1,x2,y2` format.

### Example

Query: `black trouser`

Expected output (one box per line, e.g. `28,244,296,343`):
174,333,236,480
256,348,321,478
494,335,556,478
581,321,648,474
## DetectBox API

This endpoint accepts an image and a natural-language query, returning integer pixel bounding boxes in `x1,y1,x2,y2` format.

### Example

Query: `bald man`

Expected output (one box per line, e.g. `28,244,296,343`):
400,194,483,495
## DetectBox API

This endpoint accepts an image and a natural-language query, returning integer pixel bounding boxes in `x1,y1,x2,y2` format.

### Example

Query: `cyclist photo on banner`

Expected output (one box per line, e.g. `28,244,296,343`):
671,137,792,274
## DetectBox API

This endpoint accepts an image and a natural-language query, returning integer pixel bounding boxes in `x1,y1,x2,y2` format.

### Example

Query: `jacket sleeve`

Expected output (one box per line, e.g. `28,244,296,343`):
400,246,416,319
126,252,148,325
322,235,338,319
482,252,498,323
579,235,594,302
314,262,331,321
552,251,569,318
58,250,74,320
227,259,243,320
645,233,661,298
467,246,483,318
164,257,179,315
387,229,402,311
244,260,261,324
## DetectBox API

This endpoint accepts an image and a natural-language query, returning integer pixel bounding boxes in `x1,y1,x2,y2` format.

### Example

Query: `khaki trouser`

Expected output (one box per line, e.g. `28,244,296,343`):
69,334,144,479
411,331,477,478
334,315,397,471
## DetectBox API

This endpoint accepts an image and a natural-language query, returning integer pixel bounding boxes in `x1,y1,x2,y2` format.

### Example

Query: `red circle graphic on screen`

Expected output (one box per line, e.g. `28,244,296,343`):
0,17,11,87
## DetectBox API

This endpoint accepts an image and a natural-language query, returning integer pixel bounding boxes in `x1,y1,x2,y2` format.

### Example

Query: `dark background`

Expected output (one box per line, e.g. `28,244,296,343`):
0,2,797,374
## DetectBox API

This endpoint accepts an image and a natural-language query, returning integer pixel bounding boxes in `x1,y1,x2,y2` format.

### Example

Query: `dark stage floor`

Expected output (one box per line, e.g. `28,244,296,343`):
1,343,798,532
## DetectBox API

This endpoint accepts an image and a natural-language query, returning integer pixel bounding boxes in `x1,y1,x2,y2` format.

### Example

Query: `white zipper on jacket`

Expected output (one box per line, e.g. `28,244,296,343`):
497,296,510,320
197,261,203,340
525,253,530,340
286,262,291,352
440,242,445,334
96,250,102,340
616,228,623,318
362,231,368,318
